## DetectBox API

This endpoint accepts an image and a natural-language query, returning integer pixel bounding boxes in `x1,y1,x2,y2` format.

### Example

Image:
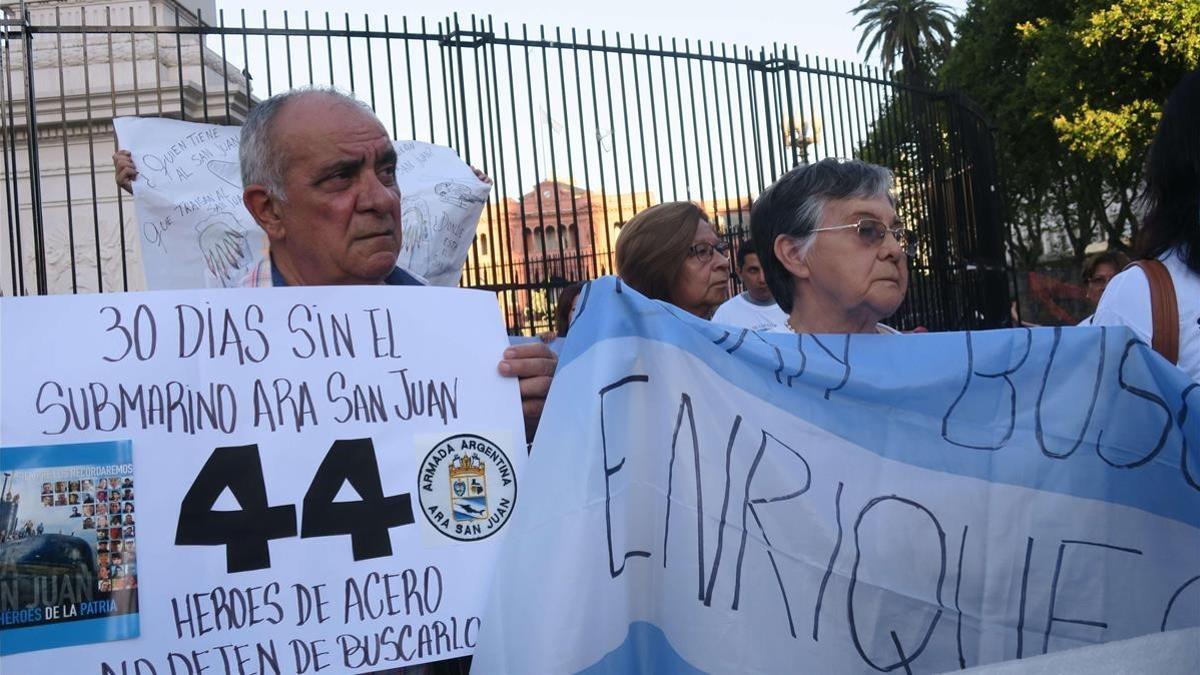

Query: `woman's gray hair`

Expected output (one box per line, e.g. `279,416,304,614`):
239,86,374,200
749,158,894,313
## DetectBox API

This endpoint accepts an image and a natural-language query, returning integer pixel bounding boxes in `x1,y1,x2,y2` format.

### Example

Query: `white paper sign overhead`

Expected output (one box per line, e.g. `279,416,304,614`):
392,140,491,288
114,117,491,289
0,287,525,673
114,117,264,289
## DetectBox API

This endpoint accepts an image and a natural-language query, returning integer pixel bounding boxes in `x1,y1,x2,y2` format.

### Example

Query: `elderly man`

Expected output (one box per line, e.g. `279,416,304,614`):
711,240,788,331
751,158,916,335
114,88,554,440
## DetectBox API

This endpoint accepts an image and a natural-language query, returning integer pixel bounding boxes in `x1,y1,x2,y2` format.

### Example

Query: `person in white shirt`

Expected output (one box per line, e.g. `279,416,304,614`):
1092,69,1200,382
712,241,789,331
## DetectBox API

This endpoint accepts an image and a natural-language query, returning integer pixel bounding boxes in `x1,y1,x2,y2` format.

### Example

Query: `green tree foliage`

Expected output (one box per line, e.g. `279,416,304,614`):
941,0,1199,269
851,0,957,82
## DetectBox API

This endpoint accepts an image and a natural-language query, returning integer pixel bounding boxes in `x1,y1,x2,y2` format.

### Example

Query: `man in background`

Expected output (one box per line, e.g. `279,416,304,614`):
712,240,789,331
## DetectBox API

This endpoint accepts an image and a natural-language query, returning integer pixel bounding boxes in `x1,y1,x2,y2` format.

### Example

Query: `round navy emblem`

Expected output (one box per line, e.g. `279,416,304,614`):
417,434,517,541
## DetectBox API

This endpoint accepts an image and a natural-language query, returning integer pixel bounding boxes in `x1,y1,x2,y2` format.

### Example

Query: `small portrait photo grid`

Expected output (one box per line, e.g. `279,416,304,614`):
90,471,137,594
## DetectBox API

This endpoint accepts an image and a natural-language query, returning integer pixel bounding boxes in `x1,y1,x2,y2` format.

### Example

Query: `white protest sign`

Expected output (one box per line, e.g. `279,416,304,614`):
0,286,524,673
471,277,1200,673
114,117,490,289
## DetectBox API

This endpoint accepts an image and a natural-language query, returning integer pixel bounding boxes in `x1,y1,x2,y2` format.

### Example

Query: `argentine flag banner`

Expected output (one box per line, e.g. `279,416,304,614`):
471,277,1200,673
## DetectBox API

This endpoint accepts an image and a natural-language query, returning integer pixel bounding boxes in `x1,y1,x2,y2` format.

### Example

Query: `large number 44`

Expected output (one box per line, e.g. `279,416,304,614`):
175,438,414,573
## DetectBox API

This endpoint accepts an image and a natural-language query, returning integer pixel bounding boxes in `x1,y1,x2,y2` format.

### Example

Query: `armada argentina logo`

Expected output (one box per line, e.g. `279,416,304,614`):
418,434,516,541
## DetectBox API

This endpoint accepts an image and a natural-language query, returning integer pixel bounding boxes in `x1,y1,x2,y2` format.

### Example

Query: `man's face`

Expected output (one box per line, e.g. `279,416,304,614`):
271,96,402,285
738,253,772,303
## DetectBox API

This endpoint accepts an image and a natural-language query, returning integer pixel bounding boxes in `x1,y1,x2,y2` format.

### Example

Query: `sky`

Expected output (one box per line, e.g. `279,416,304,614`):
218,0,971,69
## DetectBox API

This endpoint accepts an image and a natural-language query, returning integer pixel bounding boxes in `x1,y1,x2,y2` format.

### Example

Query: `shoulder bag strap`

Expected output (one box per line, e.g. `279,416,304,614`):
1129,259,1179,365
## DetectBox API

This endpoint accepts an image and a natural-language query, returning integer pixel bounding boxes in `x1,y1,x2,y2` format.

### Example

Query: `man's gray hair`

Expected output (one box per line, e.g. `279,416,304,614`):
749,158,894,313
239,86,374,200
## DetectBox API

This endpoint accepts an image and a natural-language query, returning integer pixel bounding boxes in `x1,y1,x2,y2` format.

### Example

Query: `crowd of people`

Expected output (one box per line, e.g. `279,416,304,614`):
104,66,1198,673
605,68,1198,378
111,67,1200,383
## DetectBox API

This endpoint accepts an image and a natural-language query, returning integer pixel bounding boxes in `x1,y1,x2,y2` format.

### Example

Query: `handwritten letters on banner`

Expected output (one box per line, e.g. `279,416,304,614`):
3,277,1198,673
470,277,1200,674
0,287,524,673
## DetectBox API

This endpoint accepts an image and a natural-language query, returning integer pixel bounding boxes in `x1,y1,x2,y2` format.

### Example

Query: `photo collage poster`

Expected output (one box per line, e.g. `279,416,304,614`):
0,440,139,655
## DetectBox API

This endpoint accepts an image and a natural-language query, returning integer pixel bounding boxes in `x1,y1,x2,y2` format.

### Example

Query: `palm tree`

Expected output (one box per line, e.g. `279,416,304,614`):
851,0,956,82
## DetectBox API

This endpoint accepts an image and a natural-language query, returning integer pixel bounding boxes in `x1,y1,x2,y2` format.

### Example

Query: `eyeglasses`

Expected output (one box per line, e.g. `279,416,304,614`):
686,240,731,264
812,219,918,257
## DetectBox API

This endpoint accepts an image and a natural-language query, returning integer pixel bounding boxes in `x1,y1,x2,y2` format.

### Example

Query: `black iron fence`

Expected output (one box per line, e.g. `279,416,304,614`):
1,3,1010,334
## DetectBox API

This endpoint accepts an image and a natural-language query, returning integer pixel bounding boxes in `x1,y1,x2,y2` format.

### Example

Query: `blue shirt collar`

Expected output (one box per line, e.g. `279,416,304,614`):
270,257,423,287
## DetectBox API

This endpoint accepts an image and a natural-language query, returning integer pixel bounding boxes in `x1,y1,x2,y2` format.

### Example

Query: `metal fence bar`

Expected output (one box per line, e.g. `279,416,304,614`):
78,7,103,292
20,5,46,294
55,6,77,293
2,12,24,295
592,31,617,275
107,6,128,290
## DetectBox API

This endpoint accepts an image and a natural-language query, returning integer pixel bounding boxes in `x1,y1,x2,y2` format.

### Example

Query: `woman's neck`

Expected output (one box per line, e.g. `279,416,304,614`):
681,302,714,320
787,292,878,334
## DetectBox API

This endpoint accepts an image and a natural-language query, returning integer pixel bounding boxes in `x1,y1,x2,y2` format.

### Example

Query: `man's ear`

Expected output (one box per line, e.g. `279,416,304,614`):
773,234,811,280
243,185,285,242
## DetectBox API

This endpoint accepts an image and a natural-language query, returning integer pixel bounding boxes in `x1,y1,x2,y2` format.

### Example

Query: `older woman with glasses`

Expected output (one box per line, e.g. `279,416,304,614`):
750,158,916,334
615,201,731,319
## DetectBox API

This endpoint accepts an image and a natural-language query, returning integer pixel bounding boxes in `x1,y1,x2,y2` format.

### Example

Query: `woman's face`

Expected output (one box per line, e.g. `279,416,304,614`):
1085,262,1118,305
670,219,730,318
800,194,908,323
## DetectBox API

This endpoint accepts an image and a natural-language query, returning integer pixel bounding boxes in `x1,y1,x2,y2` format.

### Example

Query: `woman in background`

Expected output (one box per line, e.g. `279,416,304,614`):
615,202,730,319
552,282,586,337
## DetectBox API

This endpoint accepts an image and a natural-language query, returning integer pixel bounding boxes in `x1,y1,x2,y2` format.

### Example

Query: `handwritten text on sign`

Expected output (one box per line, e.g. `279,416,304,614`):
470,277,1200,674
0,286,524,674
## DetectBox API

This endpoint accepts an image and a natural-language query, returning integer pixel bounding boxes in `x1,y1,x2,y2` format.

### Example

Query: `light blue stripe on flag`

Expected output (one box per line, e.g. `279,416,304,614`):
558,278,1200,528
